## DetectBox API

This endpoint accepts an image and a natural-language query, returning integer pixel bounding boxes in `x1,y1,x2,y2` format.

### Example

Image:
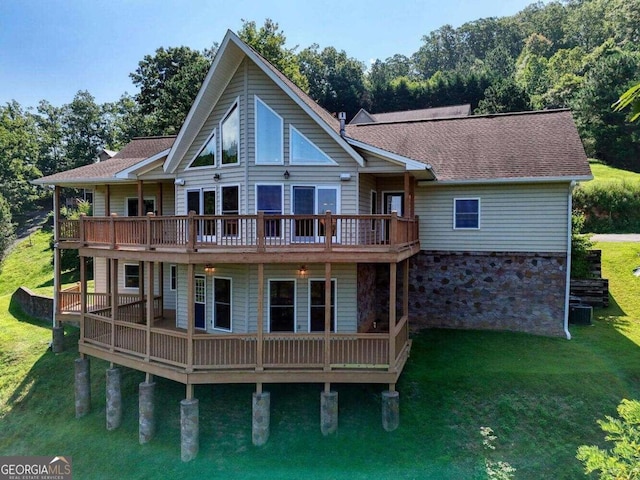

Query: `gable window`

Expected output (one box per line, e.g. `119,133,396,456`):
290,126,336,165
269,280,295,332
213,277,232,331
255,97,283,164
454,198,480,229
124,264,140,289
126,197,155,217
309,279,336,332
256,185,283,237
222,185,239,236
221,102,239,165
188,131,216,168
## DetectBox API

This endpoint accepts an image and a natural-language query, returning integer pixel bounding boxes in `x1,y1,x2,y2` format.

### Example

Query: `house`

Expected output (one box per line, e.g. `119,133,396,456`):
34,30,591,460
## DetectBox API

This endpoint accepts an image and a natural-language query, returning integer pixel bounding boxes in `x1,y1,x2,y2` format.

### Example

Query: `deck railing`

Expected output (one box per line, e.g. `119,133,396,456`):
81,316,409,372
60,212,419,252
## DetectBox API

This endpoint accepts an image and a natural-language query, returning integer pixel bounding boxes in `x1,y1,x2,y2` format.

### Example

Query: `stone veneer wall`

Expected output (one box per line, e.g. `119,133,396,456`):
11,286,53,321
408,251,568,337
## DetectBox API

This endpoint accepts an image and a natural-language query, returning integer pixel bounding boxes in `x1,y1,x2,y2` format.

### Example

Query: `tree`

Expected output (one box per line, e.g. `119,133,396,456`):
475,78,531,114
0,101,42,216
130,45,214,135
577,399,640,479
613,82,640,122
0,193,15,265
298,44,367,118
35,100,65,176
237,19,307,91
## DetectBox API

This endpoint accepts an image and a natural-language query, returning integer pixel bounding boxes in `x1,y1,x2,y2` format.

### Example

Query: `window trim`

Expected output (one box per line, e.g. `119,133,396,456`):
308,278,337,333
212,276,233,332
255,96,284,165
187,129,217,169
123,263,140,290
267,279,297,333
289,125,337,166
220,98,240,167
125,196,156,217
453,197,481,230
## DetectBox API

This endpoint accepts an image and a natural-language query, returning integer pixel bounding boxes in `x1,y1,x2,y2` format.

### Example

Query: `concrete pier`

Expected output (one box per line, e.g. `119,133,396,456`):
382,390,400,432
105,368,122,430
74,357,91,418
252,392,270,446
180,398,199,462
52,326,64,353
320,391,338,436
139,382,156,444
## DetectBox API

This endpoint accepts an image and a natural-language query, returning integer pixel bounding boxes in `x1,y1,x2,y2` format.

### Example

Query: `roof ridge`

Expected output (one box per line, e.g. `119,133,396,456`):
349,108,572,127
131,135,177,140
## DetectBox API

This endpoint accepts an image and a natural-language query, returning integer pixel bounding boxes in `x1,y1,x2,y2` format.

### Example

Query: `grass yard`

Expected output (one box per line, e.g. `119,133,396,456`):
2,233,640,478
588,160,640,184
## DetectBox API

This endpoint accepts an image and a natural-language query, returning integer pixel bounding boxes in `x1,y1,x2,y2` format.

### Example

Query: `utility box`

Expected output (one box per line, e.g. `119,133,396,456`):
569,304,593,325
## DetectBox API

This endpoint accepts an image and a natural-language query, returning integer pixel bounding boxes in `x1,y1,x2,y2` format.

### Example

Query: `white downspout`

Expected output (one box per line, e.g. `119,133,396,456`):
563,181,576,340
52,185,58,329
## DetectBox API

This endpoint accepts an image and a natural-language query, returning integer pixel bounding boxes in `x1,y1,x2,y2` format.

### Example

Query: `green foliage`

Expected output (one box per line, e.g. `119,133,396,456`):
613,82,640,122
571,211,594,278
481,427,517,479
55,200,91,273
577,399,640,479
475,78,530,114
574,180,640,233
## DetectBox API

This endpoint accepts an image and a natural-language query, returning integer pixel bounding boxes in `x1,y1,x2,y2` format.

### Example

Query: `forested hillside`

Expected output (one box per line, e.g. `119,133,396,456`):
1,0,639,227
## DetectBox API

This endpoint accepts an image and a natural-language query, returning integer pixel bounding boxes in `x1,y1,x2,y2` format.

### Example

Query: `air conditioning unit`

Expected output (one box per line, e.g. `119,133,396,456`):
569,304,592,325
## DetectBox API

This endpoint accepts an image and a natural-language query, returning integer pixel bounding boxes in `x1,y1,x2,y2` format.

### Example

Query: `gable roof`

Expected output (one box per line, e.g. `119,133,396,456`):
164,30,362,172
349,105,471,125
346,109,591,182
32,136,175,186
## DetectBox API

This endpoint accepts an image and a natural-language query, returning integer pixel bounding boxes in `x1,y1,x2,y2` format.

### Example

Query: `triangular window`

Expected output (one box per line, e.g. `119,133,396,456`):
188,131,216,168
289,126,336,165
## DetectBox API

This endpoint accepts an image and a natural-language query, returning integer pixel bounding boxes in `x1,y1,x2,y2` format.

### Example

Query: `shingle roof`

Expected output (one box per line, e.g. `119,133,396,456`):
350,105,471,125
346,109,591,181
33,136,175,185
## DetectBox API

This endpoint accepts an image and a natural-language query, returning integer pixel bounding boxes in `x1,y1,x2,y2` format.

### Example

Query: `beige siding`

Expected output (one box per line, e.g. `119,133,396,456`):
94,257,107,293
358,174,377,215
246,264,358,333
416,183,570,253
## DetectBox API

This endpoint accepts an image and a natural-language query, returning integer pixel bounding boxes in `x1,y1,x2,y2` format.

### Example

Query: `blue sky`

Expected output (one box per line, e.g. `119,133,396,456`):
0,0,539,109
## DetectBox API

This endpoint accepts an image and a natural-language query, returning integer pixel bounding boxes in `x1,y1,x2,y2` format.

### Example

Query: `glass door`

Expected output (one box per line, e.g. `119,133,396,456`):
292,186,339,243
194,274,206,330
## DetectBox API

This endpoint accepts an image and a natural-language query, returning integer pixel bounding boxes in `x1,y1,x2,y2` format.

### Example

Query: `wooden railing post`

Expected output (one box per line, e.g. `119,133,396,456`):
145,212,154,249
78,213,86,246
388,262,397,371
187,210,196,252
323,262,332,371
324,211,332,251
186,264,194,372
110,213,117,249
256,263,265,371
257,211,265,253
390,212,398,247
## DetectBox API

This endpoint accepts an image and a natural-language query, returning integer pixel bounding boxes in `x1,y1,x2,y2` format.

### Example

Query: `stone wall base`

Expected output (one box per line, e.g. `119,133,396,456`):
409,251,567,337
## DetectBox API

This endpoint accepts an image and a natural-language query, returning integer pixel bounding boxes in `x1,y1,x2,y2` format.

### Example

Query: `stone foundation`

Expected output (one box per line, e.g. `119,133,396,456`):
408,251,567,337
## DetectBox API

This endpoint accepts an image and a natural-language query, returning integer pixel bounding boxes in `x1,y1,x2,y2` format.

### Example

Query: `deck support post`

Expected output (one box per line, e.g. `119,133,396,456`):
252,391,270,446
74,357,91,418
139,381,156,444
52,325,64,353
320,390,338,436
180,398,199,462
106,367,122,430
381,390,400,432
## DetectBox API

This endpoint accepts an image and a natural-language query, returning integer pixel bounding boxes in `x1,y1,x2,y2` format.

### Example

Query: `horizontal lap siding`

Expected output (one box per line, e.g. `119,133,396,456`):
416,183,570,253
247,264,358,333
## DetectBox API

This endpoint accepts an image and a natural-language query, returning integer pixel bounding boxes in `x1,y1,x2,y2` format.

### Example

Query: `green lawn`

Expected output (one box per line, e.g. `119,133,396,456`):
588,160,640,184
2,234,640,478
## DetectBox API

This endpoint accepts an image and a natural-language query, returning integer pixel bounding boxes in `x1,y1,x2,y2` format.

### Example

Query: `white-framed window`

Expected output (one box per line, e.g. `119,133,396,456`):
454,198,480,229
123,263,140,289
255,96,283,164
269,279,296,332
213,277,232,331
169,264,177,291
309,279,336,332
291,185,339,240
256,184,283,237
221,100,239,165
188,130,216,169
126,197,155,216
289,126,336,165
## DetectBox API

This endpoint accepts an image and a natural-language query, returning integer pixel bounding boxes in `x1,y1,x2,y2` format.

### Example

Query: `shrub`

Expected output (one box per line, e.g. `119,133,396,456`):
573,181,640,233
0,193,15,264
571,211,594,278
577,399,640,479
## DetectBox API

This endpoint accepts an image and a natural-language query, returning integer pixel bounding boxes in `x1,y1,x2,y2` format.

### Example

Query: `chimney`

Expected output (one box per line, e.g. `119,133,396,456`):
338,112,346,137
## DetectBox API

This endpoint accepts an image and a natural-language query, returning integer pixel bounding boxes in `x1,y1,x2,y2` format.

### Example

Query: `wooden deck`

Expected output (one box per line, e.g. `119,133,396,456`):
58,212,420,263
